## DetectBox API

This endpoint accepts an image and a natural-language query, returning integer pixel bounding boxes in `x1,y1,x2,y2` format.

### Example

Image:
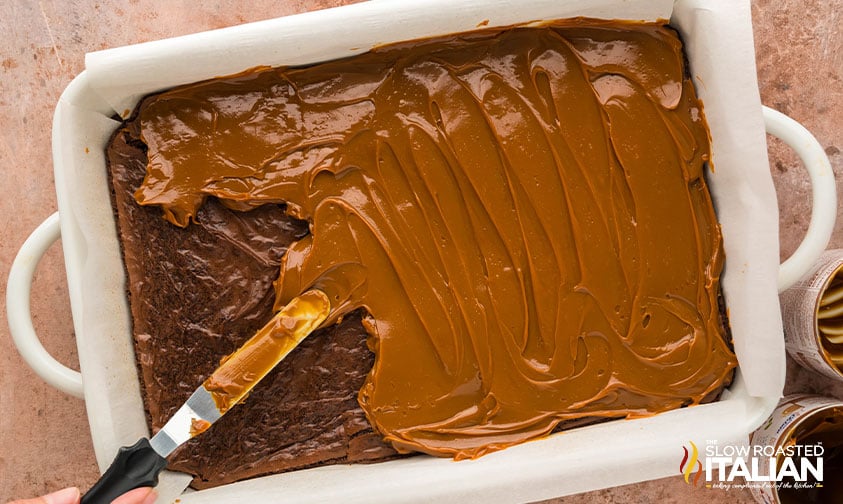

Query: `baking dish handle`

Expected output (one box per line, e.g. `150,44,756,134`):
6,211,84,398
764,106,838,292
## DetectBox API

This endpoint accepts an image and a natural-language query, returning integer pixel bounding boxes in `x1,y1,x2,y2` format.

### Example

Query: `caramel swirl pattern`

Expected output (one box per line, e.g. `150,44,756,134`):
134,21,736,458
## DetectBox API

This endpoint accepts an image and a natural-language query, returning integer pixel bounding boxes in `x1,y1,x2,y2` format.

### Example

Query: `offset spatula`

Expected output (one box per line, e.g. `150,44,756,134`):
81,290,331,504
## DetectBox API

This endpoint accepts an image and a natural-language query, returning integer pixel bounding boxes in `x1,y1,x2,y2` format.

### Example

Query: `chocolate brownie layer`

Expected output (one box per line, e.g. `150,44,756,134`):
107,122,398,489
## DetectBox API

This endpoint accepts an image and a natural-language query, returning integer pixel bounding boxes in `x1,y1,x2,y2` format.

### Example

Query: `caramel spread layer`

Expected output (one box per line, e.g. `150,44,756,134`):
134,21,736,458
190,418,212,438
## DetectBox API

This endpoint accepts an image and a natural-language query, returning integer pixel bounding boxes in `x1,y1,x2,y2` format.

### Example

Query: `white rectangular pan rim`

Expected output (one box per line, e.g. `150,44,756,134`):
50,0,785,502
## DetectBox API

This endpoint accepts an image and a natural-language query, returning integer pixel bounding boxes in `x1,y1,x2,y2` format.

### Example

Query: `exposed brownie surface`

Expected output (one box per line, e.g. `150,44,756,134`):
107,122,398,489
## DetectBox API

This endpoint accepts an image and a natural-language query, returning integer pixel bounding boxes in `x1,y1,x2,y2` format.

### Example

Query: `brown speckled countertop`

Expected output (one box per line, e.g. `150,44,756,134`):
0,1,840,502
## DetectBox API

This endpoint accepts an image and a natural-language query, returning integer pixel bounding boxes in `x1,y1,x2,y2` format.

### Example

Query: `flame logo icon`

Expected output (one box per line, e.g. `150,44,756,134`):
680,441,703,486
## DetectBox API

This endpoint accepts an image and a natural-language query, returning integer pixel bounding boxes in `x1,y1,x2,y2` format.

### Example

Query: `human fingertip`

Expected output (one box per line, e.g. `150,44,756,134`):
140,489,157,504
41,486,81,504
109,487,155,504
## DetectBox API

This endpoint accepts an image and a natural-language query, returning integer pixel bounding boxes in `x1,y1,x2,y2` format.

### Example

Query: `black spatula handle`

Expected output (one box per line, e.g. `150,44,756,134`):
80,438,167,504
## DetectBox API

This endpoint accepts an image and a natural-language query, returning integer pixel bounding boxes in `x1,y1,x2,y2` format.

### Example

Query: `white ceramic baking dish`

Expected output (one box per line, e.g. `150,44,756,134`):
6,0,837,502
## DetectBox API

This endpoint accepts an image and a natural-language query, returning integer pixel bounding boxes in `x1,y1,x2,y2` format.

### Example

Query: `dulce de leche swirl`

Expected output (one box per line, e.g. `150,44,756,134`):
134,21,737,459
